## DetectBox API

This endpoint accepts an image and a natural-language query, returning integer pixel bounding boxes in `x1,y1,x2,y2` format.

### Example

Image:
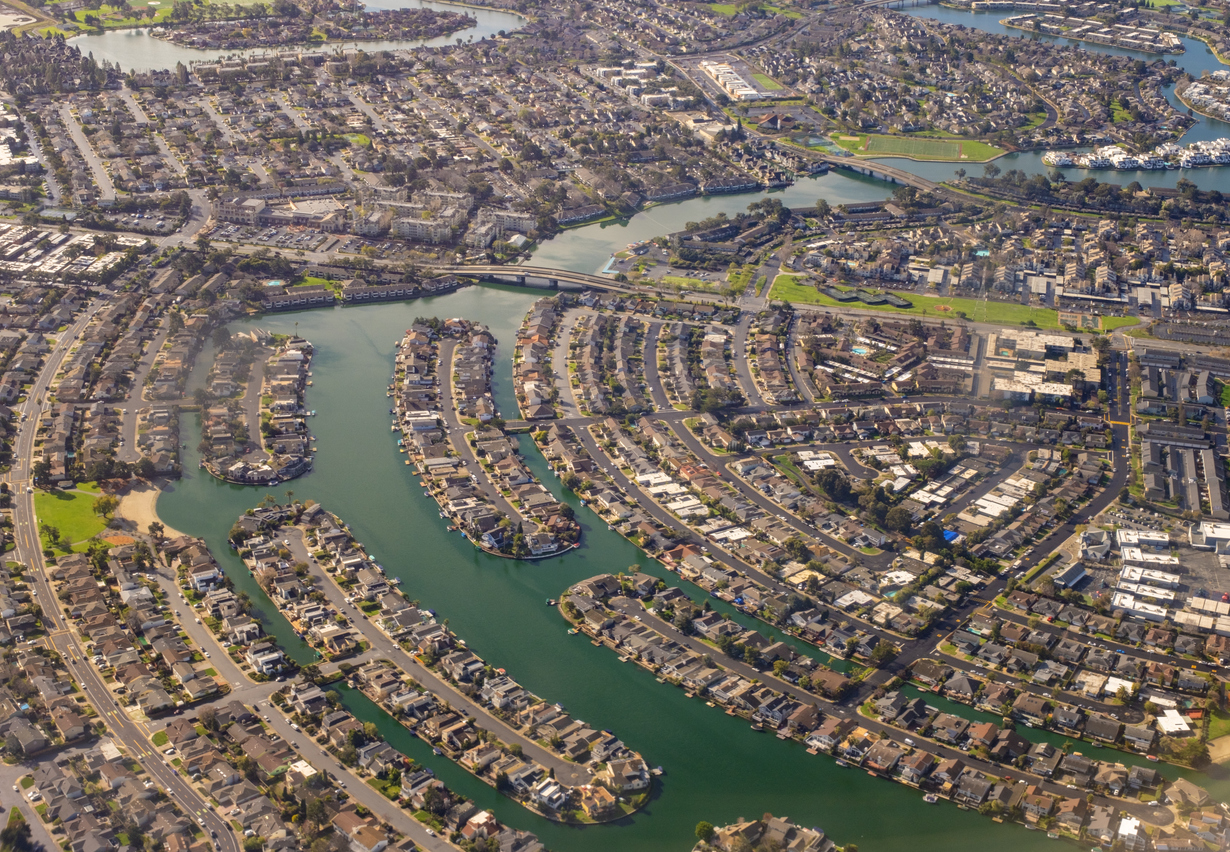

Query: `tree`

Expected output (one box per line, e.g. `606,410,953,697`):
93,494,119,520
870,640,898,667
0,820,34,852
148,521,165,540
696,821,716,843
305,797,328,826
884,506,913,533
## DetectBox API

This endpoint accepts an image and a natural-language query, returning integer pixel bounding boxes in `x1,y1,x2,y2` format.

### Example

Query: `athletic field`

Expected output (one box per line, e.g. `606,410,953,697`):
864,136,961,159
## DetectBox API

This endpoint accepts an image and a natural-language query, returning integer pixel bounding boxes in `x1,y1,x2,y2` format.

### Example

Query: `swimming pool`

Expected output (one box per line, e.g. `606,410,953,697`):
852,346,869,355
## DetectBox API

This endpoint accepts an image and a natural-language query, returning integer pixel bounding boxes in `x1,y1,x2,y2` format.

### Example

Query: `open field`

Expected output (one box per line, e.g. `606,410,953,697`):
709,2,802,16
769,275,1065,329
867,136,960,159
832,133,1005,162
752,73,784,91
34,487,108,550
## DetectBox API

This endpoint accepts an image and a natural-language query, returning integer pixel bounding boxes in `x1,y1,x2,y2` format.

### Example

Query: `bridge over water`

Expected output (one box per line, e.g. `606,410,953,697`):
431,264,637,292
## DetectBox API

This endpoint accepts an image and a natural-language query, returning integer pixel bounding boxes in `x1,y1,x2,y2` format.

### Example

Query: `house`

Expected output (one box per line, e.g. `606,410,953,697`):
334,811,389,852
1011,693,1050,726
244,643,286,675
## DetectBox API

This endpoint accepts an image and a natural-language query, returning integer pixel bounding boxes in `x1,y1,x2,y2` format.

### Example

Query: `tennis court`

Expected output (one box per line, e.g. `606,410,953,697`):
864,136,962,158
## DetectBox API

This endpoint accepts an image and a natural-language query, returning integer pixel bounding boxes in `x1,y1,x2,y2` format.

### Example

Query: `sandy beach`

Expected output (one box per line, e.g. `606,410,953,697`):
116,482,185,539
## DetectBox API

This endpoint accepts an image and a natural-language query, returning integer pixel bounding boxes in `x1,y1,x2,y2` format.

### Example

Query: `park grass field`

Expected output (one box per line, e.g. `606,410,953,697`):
709,2,802,16
769,275,1064,330
832,133,1005,163
34,488,108,550
867,135,961,159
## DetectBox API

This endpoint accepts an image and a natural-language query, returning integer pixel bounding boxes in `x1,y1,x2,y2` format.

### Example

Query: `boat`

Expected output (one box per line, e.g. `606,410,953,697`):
835,759,848,767
567,628,578,635
1146,755,1159,762
650,767,664,777
923,794,939,804
1026,825,1038,831
957,804,969,811
432,747,442,756
750,723,764,732
1047,833,1060,839
546,599,557,607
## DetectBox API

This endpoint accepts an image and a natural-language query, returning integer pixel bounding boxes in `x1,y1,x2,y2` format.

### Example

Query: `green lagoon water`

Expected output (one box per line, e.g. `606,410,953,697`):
156,284,1101,852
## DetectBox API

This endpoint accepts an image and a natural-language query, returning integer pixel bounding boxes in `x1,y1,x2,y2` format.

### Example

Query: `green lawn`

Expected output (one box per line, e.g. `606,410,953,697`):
70,2,174,30
152,731,169,747
1111,100,1133,124
1023,111,1048,130
1218,380,1230,408
727,265,754,290
1100,316,1141,331
832,133,1004,162
33,489,108,550
18,776,32,790
709,1,801,16
344,133,372,147
367,777,400,799
752,72,783,91
1209,709,1230,741
661,275,708,289
769,275,1064,329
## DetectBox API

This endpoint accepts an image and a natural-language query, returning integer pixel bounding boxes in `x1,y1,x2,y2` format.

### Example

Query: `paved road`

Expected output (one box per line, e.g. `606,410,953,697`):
642,321,671,411
118,315,173,464
551,309,582,419
4,304,242,852
22,116,62,206
784,313,817,403
732,314,765,408
59,105,115,203
436,339,524,524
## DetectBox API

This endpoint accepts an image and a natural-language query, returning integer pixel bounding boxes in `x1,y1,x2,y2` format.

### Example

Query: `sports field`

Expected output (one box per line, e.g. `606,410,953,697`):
752,73,784,91
866,136,961,159
832,133,1005,162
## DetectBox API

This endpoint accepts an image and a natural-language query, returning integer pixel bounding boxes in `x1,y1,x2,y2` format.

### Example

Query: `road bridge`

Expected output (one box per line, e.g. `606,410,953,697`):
431,263,638,292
